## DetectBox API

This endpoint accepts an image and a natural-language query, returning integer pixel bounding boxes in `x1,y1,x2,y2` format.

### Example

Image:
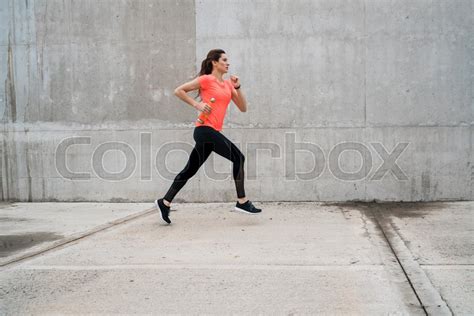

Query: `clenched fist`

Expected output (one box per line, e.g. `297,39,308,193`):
230,75,241,89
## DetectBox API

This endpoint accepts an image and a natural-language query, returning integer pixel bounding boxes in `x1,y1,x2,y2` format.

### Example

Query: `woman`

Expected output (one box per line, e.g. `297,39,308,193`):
155,49,262,224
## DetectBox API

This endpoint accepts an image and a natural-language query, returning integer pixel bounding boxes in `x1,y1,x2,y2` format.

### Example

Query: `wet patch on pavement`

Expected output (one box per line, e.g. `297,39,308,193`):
0,202,15,209
321,201,448,219
0,232,63,257
0,217,30,222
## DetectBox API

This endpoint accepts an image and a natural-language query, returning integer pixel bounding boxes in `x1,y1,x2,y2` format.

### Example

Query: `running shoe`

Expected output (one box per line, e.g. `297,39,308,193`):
234,200,262,214
155,198,171,224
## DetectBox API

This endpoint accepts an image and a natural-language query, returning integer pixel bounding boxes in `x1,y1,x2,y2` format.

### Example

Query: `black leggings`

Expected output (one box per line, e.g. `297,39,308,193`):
163,126,246,202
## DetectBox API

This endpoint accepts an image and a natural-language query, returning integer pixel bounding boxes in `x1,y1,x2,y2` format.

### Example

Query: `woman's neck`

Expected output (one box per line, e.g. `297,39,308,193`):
211,70,224,82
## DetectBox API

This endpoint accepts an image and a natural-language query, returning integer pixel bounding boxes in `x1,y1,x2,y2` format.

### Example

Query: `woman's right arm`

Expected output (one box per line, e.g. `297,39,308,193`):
174,78,211,114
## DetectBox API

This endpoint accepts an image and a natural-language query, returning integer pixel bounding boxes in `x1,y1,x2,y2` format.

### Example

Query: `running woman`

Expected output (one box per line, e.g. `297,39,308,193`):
155,49,262,224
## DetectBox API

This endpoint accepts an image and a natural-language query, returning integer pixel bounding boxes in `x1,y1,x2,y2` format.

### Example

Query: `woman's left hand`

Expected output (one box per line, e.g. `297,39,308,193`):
230,75,240,89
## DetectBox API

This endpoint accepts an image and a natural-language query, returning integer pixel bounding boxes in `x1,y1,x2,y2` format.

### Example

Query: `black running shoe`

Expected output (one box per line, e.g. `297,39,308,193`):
155,198,171,224
234,200,262,214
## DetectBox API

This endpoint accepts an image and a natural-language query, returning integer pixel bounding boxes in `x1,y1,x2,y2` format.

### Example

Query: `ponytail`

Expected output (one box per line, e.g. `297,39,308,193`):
198,49,226,76
199,58,213,76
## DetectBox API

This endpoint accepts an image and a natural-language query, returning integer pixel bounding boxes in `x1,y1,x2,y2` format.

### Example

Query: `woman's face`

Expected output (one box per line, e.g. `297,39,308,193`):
213,54,229,74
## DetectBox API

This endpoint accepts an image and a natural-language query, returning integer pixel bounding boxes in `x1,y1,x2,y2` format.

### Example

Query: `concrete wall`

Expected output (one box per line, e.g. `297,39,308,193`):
1,0,472,202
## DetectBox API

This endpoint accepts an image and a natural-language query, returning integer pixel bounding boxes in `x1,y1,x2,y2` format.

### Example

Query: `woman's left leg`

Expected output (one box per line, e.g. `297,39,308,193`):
209,131,246,200
211,131,261,213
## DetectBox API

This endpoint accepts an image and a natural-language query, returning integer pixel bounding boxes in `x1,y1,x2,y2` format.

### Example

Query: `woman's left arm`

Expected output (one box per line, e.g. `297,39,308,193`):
230,75,247,112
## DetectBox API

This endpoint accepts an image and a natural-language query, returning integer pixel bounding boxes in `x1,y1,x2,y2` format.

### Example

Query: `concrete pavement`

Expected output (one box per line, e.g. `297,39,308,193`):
0,201,472,314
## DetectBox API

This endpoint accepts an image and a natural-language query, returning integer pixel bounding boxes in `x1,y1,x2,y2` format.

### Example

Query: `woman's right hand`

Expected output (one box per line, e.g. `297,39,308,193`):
195,101,212,114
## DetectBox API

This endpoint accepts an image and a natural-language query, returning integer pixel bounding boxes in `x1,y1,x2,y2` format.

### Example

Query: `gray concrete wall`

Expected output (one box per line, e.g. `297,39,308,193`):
1,0,472,202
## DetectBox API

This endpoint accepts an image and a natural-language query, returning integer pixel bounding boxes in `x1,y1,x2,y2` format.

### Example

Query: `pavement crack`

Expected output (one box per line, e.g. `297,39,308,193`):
0,208,156,269
438,291,455,315
369,205,452,316
359,211,372,240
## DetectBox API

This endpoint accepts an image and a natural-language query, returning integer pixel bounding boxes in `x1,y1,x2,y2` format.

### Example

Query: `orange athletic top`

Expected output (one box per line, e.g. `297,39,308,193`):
195,74,236,132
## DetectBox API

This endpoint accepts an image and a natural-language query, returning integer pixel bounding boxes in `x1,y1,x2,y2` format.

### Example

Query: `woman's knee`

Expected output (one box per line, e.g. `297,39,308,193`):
233,152,245,166
174,172,189,183
175,165,197,182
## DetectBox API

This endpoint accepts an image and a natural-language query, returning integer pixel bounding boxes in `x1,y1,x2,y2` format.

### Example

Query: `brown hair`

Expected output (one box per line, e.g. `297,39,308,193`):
198,49,226,76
